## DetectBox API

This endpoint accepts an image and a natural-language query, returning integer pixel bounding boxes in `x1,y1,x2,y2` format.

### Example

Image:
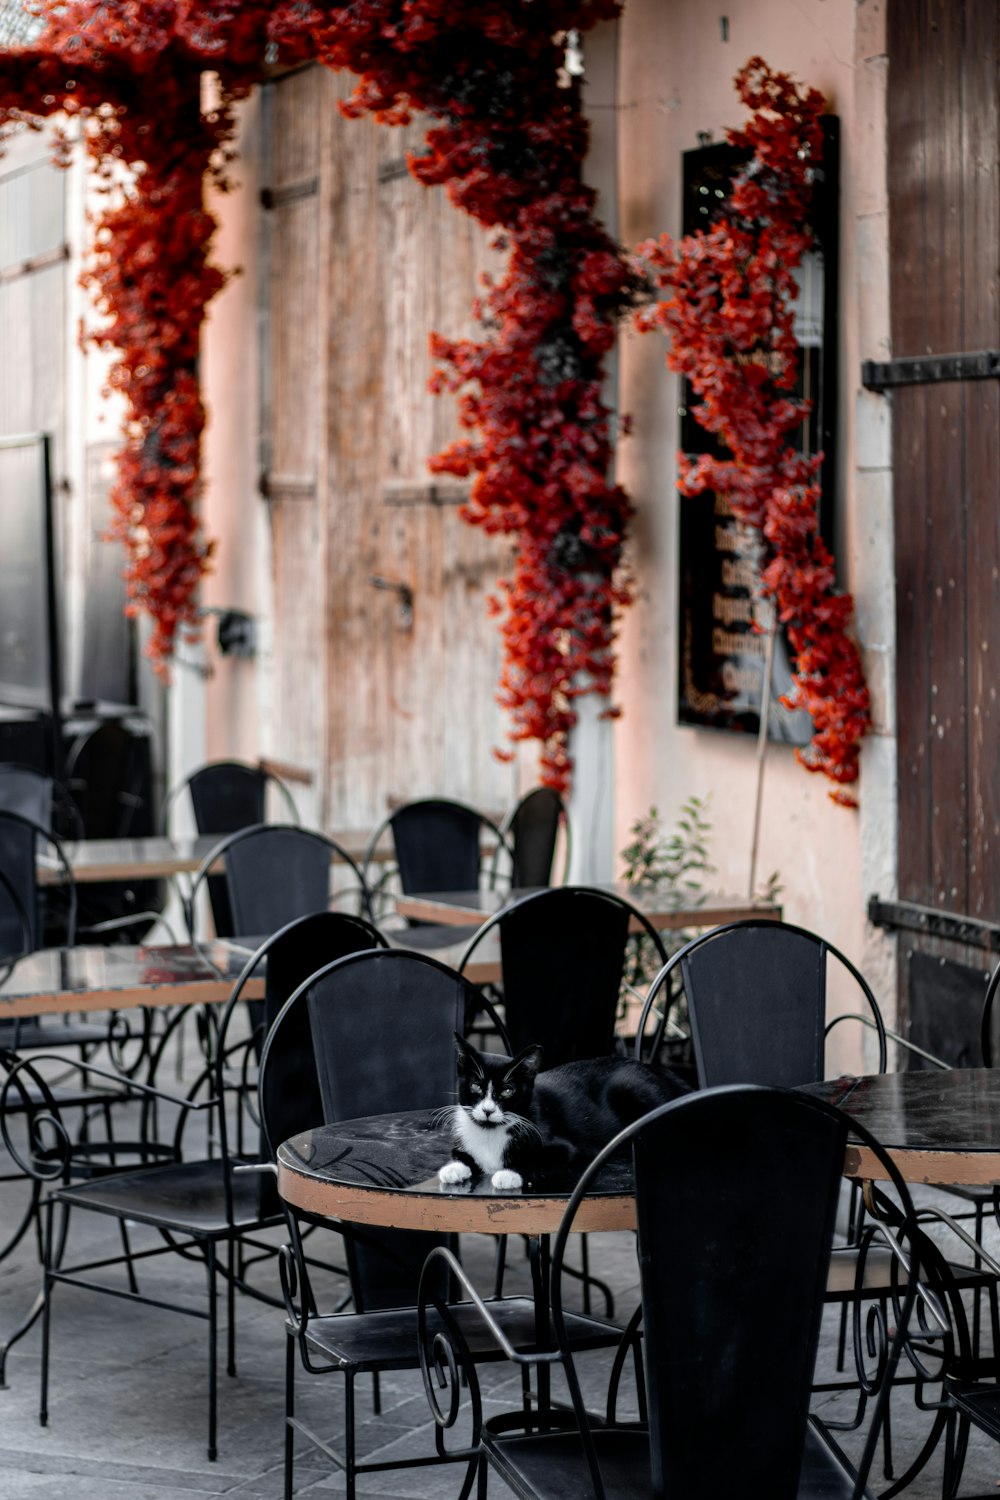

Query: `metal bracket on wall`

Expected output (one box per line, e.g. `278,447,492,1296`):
369,574,414,631
868,895,1000,953
862,350,1000,391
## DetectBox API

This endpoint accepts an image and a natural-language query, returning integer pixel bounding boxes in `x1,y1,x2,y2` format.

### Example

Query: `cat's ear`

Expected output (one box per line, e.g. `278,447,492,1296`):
507,1044,544,1083
454,1032,478,1075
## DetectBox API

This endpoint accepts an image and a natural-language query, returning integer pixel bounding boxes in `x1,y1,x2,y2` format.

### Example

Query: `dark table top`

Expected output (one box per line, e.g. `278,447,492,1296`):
276,1108,637,1236
802,1068,1000,1185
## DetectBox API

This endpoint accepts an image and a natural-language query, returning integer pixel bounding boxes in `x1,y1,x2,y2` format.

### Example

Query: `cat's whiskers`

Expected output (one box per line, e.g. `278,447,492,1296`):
431,1104,465,1130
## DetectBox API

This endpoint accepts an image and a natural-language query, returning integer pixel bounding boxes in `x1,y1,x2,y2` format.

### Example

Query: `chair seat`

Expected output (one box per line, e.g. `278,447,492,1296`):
298,1296,622,1376
52,1158,267,1236
481,1416,872,1500
0,1019,109,1050
929,1180,993,1203
393,922,469,953
4,1081,125,1111
825,1245,989,1299
947,1379,1000,1438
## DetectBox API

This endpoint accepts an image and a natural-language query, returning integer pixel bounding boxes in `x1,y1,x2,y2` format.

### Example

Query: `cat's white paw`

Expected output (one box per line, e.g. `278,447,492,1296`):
439,1160,473,1186
491,1168,523,1191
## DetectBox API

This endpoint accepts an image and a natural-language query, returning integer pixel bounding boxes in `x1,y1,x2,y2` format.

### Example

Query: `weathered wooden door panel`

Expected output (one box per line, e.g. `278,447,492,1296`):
264,66,511,828
261,66,328,797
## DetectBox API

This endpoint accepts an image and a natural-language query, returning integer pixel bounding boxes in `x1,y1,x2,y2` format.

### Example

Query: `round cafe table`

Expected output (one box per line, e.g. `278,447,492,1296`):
276,1108,637,1236
803,1067,1000,1186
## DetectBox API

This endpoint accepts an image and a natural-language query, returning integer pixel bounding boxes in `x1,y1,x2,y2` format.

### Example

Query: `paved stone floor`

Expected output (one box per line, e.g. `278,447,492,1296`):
1,1052,1000,1497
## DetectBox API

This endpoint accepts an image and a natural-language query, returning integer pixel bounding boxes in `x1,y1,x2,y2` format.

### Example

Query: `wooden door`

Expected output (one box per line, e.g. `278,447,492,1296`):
260,65,328,808
878,0,1000,1054
261,66,513,829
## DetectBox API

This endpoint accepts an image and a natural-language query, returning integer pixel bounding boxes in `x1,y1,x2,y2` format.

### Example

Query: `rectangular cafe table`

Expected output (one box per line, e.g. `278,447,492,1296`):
394,884,782,932
0,940,263,1020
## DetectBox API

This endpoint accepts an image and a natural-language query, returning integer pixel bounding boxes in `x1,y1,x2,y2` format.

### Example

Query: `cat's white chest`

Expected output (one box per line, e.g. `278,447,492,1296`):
453,1108,512,1177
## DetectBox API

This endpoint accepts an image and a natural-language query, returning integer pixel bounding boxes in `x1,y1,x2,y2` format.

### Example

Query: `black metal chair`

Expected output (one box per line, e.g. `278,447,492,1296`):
362,798,512,941
164,760,300,937
498,786,569,888
458,887,670,1317
0,810,114,1055
420,1085,926,1500
0,764,86,843
185,823,373,943
32,910,385,1462
632,917,888,1081
459,886,668,1066
0,818,165,1361
632,918,995,1464
62,718,163,940
264,947,623,1500
164,758,299,836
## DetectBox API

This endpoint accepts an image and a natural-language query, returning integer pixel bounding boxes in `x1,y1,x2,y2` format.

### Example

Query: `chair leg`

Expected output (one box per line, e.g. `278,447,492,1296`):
206,1239,218,1462
40,1195,54,1428
372,1370,381,1414
345,1369,357,1500
118,1218,139,1296
284,1333,295,1500
477,1446,489,1500
227,1237,236,1378
580,1234,591,1315
972,1199,985,1351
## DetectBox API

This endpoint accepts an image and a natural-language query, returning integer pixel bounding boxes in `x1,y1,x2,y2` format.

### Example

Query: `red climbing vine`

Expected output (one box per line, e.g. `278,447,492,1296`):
636,58,870,798
0,2,639,786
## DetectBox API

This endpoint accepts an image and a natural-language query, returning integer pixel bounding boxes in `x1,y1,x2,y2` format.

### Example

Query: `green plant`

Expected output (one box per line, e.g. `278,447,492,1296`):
755,868,784,905
617,797,716,1073
620,794,715,905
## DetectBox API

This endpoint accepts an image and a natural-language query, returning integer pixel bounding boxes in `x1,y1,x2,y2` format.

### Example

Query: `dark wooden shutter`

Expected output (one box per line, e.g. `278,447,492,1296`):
874,0,1000,1047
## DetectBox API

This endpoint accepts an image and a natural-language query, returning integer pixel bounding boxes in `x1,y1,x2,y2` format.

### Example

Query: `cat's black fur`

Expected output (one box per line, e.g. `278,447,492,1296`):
438,1035,689,1191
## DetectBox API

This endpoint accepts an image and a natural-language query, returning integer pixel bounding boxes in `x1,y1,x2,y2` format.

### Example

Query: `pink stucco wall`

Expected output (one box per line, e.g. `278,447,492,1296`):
614,0,894,1062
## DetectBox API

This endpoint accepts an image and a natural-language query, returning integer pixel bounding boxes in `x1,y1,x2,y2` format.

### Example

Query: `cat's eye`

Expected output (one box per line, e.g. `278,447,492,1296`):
500,1087,513,1099
470,1083,483,1095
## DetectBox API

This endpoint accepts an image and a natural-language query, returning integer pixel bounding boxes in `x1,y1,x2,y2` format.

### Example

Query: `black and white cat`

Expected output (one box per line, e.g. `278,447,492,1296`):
438,1034,689,1191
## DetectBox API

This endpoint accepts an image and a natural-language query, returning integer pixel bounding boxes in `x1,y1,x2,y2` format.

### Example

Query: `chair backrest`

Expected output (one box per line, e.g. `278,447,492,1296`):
501,786,569,887
188,823,370,940
219,911,386,1217
63,719,153,838
0,865,32,962
550,1086,919,1500
365,798,505,898
172,759,299,835
0,809,76,955
981,958,1000,1067
167,760,299,936
263,948,488,1309
461,886,667,1066
0,766,53,831
636,919,886,1087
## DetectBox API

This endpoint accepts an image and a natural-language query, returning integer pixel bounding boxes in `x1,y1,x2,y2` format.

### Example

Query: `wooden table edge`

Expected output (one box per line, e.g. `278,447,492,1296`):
845,1142,1000,1187
394,892,782,932
277,1161,636,1235
0,975,264,1019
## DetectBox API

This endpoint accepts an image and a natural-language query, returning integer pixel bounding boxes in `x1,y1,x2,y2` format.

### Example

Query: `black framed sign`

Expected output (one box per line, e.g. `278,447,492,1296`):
676,117,839,742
